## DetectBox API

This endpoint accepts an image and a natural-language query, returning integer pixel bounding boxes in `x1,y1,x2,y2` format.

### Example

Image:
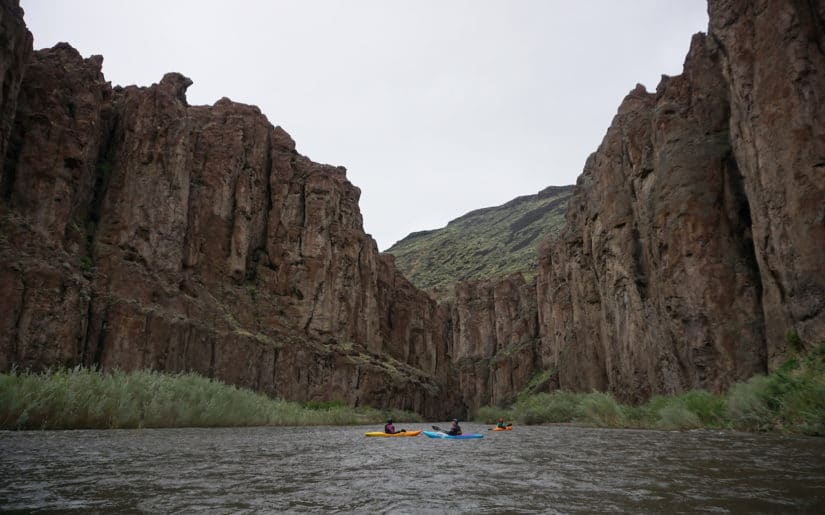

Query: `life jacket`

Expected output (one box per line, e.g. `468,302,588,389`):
384,423,396,434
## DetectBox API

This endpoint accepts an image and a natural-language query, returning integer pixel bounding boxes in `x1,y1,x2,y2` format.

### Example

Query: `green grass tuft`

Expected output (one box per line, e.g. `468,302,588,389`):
515,391,582,424
578,392,625,428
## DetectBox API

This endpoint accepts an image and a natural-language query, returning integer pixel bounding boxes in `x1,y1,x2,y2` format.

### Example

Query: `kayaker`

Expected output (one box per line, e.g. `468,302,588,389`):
447,419,462,436
384,419,404,434
496,418,508,429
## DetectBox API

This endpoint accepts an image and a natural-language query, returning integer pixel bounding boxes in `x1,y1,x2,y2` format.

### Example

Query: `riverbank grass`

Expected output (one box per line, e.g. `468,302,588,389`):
477,343,825,435
0,367,420,430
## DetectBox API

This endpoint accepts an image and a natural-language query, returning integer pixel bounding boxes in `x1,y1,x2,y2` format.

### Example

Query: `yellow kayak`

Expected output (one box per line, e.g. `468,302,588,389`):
364,430,422,437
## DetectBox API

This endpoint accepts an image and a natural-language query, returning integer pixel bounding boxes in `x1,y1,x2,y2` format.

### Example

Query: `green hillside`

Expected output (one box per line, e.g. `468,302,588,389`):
385,185,574,298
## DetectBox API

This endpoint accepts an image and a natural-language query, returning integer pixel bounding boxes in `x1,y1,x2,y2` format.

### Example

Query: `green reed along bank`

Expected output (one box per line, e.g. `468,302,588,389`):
0,367,420,430
477,343,825,436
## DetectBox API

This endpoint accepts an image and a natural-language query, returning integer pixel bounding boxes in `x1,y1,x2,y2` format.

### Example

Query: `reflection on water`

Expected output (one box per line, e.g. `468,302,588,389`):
2,424,824,513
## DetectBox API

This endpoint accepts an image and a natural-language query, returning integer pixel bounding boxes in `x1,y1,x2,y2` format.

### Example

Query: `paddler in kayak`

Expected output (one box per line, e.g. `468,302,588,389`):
447,419,462,436
496,418,509,429
384,418,405,434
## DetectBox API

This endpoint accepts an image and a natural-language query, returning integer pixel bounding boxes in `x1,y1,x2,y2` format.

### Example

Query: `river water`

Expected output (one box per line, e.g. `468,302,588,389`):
1,424,824,513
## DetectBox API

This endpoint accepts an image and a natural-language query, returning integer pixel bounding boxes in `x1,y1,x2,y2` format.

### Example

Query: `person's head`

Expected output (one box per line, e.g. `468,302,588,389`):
499,418,504,422
387,418,392,424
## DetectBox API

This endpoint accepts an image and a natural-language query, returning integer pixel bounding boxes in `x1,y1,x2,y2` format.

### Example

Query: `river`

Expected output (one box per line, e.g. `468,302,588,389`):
2,424,824,513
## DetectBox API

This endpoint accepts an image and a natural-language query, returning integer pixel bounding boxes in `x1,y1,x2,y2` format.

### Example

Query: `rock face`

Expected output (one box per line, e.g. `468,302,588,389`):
708,0,825,366
536,0,825,401
0,0,31,175
449,274,540,409
0,2,462,418
538,34,766,401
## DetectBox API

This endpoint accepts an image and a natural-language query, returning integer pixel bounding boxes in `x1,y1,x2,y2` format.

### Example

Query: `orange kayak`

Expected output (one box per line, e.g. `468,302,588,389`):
492,426,513,431
364,430,422,437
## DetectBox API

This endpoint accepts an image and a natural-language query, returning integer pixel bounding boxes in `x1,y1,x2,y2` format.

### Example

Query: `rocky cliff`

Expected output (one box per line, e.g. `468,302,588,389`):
2,0,823,416
0,0,31,172
449,274,540,409
708,0,825,366
399,0,824,408
0,0,461,418
537,0,825,402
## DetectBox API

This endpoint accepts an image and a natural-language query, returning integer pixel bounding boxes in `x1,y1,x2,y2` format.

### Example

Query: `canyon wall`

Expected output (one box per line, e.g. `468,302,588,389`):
707,0,825,366
0,0,31,172
0,0,460,418
449,274,540,409
536,0,824,402
401,0,824,408
2,0,823,416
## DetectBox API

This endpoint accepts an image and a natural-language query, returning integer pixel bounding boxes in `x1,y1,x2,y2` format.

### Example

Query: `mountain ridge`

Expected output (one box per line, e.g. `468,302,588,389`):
387,184,574,298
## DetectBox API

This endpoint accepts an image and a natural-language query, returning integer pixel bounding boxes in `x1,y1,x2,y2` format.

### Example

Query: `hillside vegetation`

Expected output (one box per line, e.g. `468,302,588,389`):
477,342,825,436
0,368,421,430
386,185,574,298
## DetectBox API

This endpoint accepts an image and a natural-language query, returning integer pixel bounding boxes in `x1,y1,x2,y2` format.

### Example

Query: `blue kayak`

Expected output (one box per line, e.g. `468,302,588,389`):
423,430,483,439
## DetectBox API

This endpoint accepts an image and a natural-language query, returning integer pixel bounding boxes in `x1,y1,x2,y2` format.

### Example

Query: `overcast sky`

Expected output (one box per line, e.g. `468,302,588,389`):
22,0,708,250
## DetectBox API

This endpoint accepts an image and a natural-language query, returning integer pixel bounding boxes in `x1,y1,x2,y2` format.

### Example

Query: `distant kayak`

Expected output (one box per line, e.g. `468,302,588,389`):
423,431,483,439
364,430,422,437
492,426,513,431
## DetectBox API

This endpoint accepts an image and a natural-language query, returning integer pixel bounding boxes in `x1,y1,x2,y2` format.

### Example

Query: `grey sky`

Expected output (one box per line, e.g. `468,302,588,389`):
22,1,708,250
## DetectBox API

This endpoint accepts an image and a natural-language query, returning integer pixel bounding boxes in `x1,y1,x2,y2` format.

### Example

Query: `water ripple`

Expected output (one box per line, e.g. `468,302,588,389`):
2,425,824,513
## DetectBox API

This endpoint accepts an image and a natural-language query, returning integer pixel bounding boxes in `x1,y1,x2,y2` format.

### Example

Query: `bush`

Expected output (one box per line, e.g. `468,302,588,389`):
472,342,825,435
577,392,624,428
513,391,582,424
680,390,727,426
476,405,514,424
304,399,346,410
786,330,802,352
639,390,727,430
656,403,702,430
725,343,825,434
771,343,825,435
0,367,419,430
